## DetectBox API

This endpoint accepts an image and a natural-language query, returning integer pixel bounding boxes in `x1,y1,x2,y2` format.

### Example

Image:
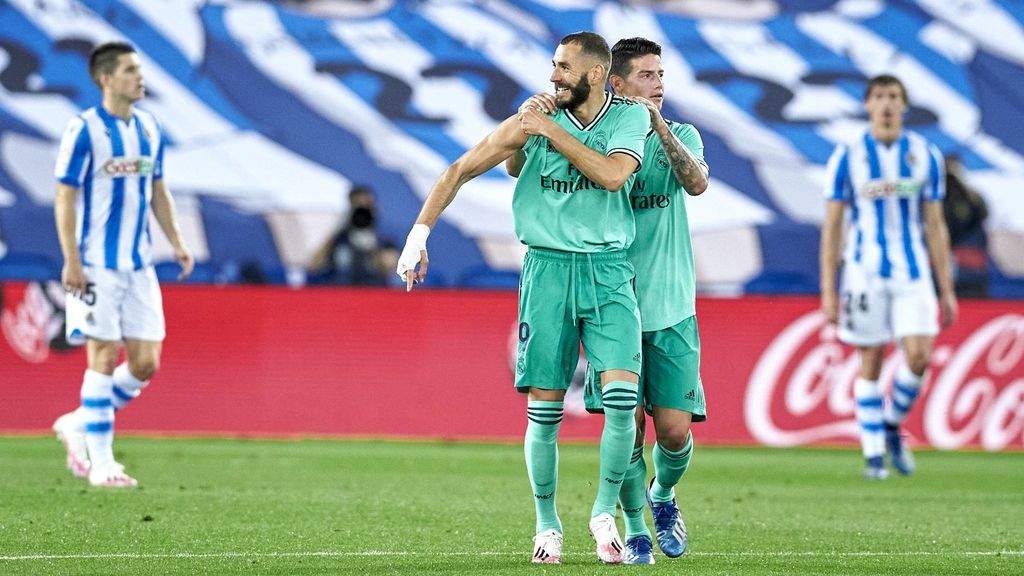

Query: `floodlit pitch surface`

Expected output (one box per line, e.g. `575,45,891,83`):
1,437,1021,575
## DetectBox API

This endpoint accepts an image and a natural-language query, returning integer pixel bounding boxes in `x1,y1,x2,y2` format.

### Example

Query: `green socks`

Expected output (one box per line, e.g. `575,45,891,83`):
525,401,563,533
650,432,694,503
591,381,638,518
619,443,651,538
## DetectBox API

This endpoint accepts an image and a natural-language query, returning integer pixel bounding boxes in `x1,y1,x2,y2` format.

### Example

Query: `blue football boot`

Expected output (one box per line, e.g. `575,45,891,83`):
885,424,915,476
863,455,889,480
647,479,688,558
622,535,655,565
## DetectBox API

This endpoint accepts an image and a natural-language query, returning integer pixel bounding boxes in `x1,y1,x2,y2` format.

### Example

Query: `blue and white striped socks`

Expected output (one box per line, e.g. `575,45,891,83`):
885,363,923,427
111,363,146,410
80,369,115,469
854,378,884,459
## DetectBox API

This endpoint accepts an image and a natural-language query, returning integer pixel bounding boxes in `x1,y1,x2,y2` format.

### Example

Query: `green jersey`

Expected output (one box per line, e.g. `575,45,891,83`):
513,92,650,252
628,121,707,332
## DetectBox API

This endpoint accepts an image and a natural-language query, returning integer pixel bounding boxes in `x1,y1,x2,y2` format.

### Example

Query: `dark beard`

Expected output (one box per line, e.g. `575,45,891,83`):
557,76,591,110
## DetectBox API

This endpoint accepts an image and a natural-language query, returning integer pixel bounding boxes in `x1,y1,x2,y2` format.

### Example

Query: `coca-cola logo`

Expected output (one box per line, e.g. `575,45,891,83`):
1,283,63,363
746,311,1024,451
924,314,1024,450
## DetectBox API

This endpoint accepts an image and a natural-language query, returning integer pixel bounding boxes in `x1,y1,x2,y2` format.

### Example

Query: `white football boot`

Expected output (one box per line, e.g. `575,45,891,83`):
52,411,90,478
531,528,563,564
589,513,624,564
88,461,138,488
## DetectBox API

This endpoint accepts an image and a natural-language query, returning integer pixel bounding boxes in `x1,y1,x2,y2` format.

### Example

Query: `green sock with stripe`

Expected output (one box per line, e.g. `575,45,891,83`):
591,381,638,517
650,432,694,503
525,401,563,533
619,443,651,539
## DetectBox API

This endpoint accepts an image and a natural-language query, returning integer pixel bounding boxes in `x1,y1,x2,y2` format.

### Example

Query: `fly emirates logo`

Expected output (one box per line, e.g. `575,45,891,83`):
101,157,154,178
860,178,921,199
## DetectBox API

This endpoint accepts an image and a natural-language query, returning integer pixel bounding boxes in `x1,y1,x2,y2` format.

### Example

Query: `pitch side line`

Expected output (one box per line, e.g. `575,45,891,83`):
2,550,1023,561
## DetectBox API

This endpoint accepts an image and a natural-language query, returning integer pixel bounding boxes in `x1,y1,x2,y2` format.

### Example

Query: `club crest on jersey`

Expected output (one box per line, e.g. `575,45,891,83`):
101,157,154,178
592,132,608,154
656,152,669,170
860,178,921,199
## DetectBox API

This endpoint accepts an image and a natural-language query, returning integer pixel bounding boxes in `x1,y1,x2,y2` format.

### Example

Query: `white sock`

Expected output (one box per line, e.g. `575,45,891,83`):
884,362,923,427
854,378,884,459
80,370,115,469
111,363,147,410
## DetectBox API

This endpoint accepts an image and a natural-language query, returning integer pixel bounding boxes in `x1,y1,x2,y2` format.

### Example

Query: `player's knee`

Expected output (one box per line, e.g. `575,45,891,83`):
93,356,118,375
129,357,160,382
904,351,929,376
656,423,691,452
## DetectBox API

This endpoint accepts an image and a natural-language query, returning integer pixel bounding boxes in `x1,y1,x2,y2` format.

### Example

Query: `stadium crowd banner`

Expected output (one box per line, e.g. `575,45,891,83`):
1,281,1021,451
1,0,1023,294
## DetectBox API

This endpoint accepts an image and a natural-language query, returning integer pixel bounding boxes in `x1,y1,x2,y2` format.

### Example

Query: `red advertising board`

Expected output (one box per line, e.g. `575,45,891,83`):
1,281,1021,450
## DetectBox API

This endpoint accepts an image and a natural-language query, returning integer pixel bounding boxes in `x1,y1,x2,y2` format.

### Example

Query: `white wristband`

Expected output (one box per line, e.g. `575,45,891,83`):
396,224,430,281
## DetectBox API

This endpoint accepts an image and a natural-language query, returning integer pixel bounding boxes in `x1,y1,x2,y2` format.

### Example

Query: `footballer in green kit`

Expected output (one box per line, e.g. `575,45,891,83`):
601,36,711,565
397,32,650,565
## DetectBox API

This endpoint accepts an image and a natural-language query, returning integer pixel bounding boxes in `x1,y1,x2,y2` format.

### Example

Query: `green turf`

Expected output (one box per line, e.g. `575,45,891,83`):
0,436,1021,575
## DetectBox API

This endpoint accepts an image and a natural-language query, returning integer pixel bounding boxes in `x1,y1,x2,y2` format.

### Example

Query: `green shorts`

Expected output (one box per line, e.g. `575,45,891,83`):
585,315,706,420
514,247,641,393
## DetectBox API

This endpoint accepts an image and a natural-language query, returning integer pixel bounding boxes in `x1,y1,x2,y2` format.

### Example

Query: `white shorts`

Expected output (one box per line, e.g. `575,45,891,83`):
837,263,939,347
65,266,166,345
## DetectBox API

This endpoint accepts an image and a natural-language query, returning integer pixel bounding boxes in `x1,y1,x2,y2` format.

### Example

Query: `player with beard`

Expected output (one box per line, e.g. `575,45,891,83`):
397,31,650,564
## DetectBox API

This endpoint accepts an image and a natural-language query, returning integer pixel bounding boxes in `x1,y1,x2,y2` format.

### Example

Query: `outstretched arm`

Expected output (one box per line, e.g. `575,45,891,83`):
413,116,529,228
398,116,529,290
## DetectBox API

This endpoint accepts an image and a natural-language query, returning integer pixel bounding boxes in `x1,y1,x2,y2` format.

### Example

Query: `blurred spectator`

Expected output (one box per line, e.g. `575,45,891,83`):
239,261,268,285
373,241,406,289
309,185,390,286
943,155,989,298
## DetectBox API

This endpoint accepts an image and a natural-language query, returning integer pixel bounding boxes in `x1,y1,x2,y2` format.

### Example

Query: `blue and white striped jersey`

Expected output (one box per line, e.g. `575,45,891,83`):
824,130,944,282
54,106,165,271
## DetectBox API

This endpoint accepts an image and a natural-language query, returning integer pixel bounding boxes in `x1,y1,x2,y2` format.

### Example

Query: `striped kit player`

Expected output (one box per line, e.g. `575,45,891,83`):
820,74,957,481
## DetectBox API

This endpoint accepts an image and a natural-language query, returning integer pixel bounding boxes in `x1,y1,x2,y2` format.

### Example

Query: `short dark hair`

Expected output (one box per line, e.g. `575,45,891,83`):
560,31,611,73
88,42,136,89
864,74,907,103
610,37,662,79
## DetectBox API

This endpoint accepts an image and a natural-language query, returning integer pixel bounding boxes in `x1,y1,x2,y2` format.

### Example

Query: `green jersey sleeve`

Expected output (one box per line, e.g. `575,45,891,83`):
606,101,651,168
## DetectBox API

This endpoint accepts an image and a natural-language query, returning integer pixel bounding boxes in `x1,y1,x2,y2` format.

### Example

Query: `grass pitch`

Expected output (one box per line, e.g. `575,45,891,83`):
0,436,1022,575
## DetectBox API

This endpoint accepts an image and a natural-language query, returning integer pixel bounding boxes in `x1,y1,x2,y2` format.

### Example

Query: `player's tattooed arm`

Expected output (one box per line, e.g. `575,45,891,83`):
657,130,708,195
652,120,708,196
631,96,708,195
